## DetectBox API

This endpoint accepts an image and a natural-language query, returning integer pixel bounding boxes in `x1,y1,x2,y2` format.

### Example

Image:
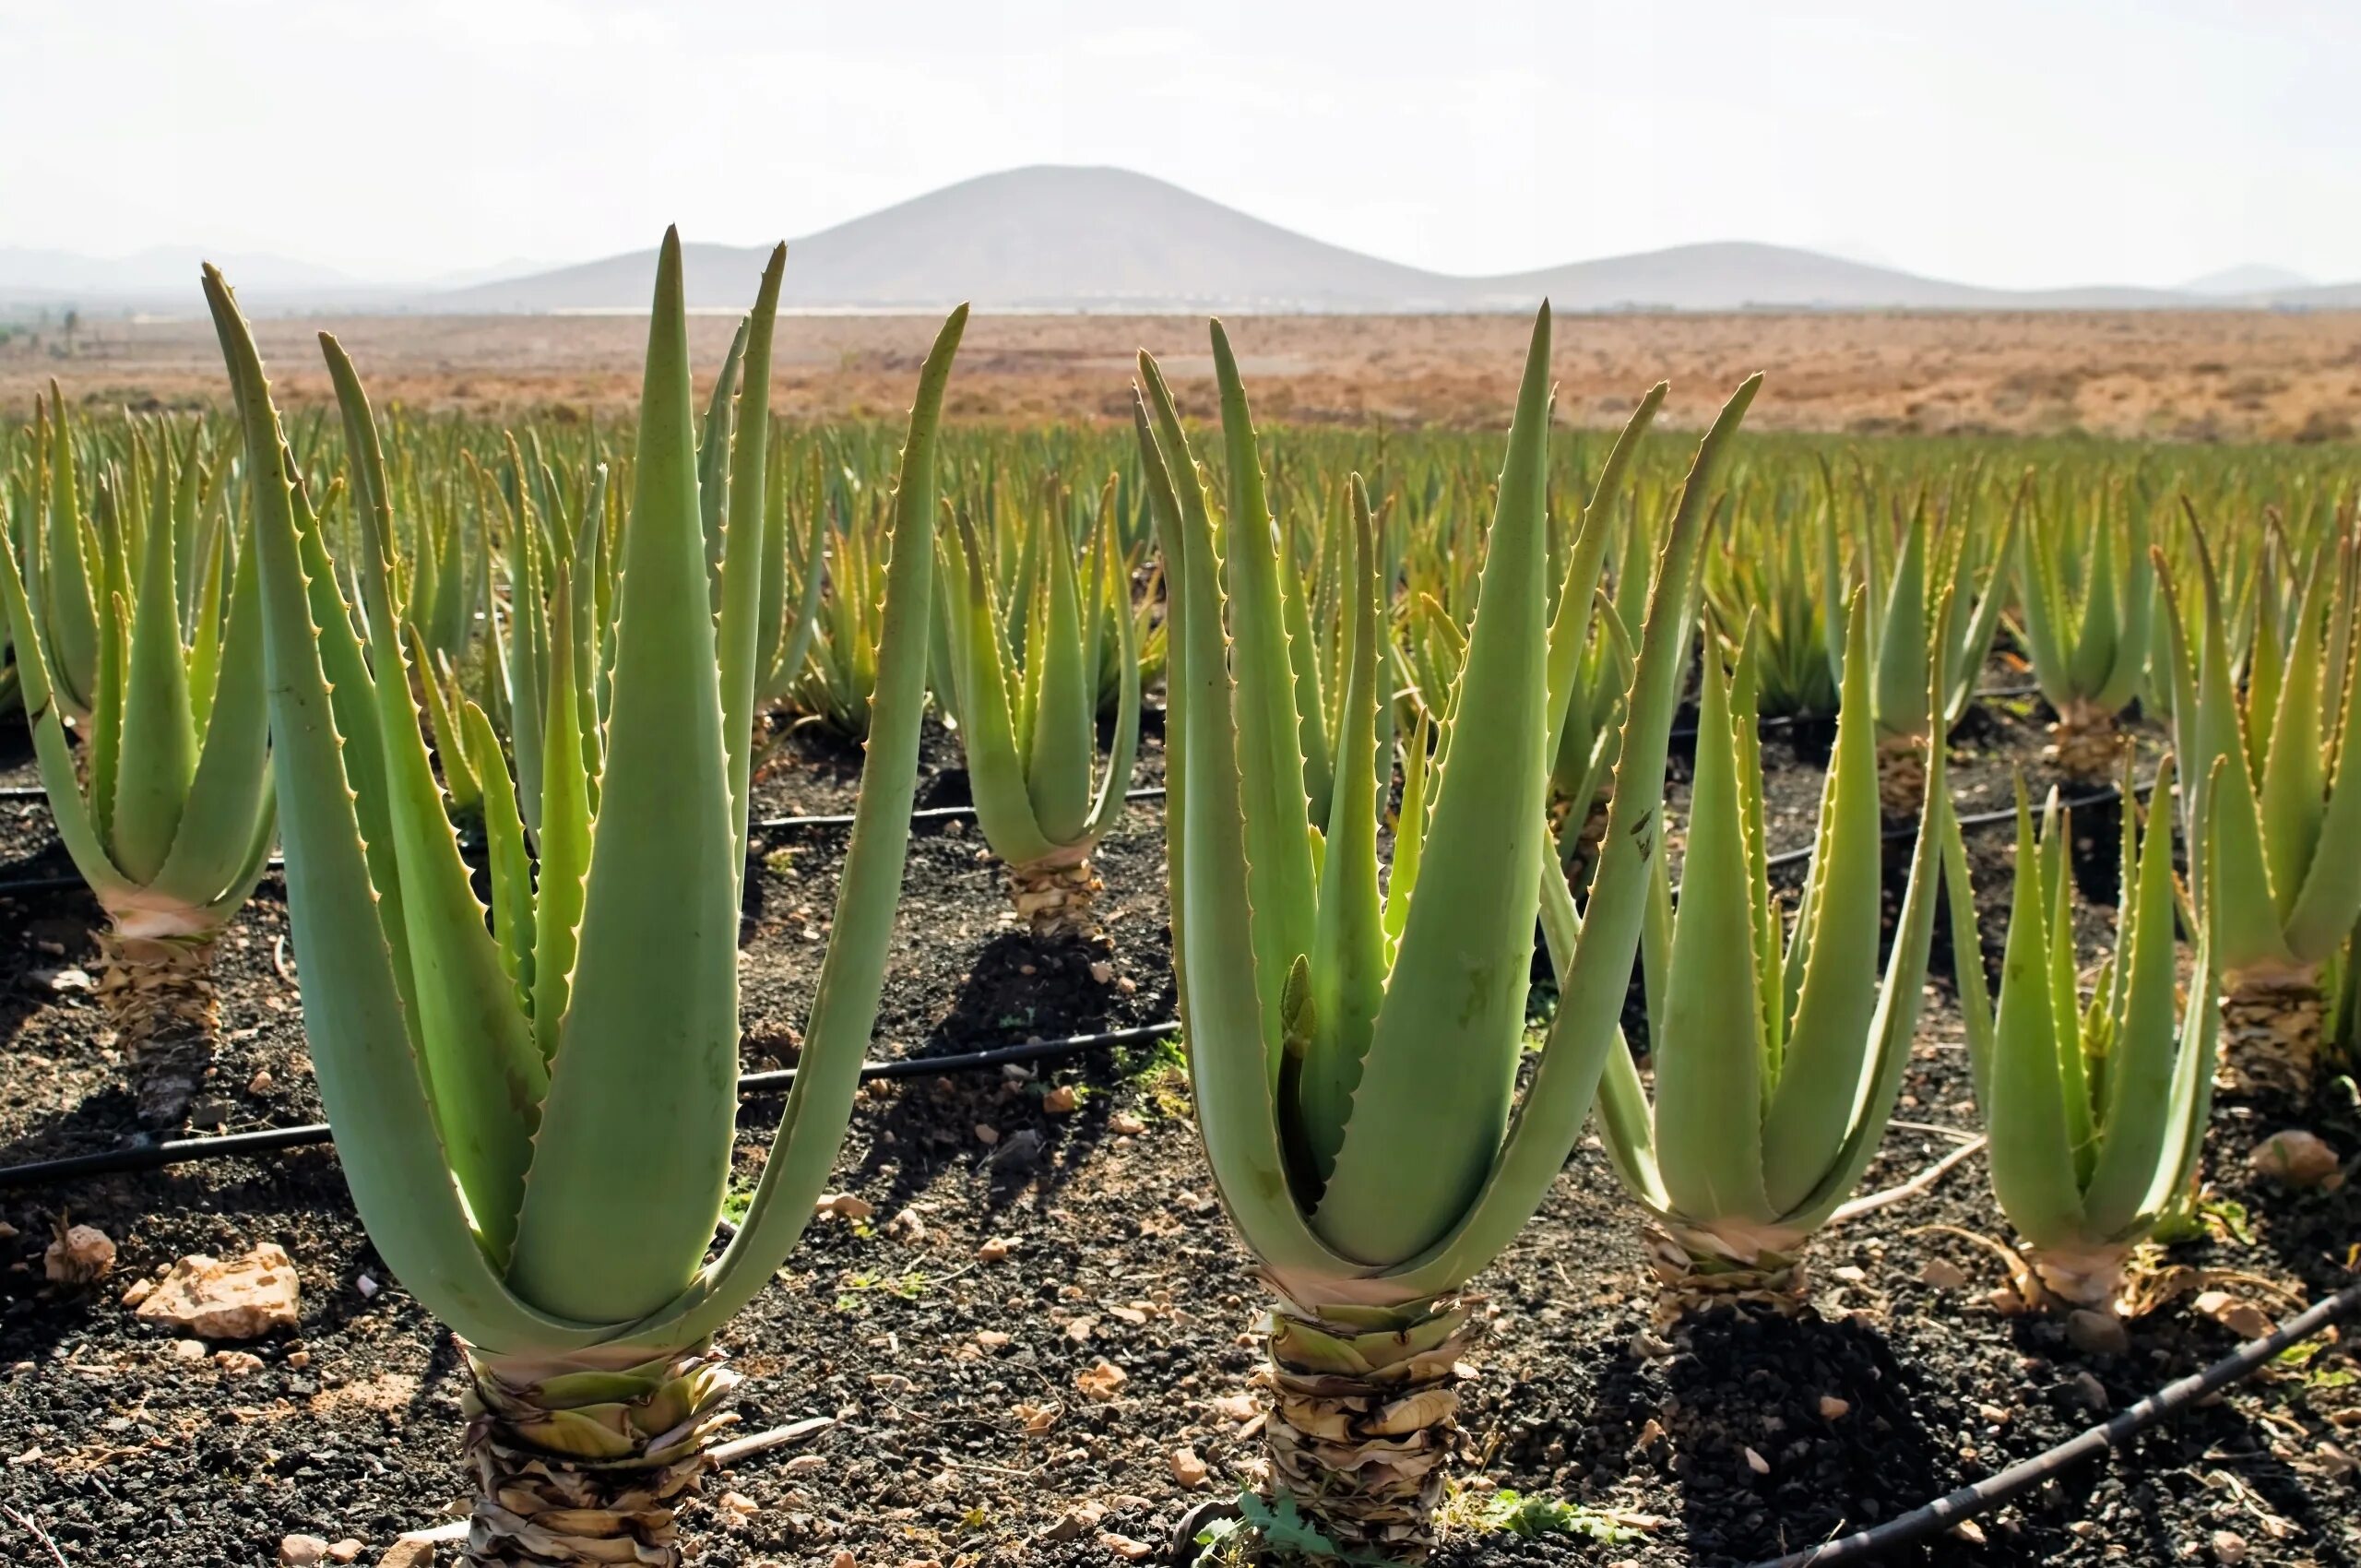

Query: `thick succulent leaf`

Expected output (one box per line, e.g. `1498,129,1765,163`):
1131,392,1189,990
1082,522,1145,845
0,531,136,906
148,526,271,910
2284,578,2361,960
1025,500,1097,845
1314,306,1556,1265
2081,757,2187,1235
1759,591,1883,1212
718,246,786,888
1984,787,2087,1250
1297,478,1387,1190
332,333,549,1270
205,267,594,1354
1138,348,1358,1292
531,577,593,1067
627,303,968,1353
510,232,742,1325
944,512,1056,867
2184,540,2296,974
1651,636,1774,1226
1210,321,1321,1065
1375,374,1764,1301
1871,499,1929,740
463,699,536,1016
108,485,196,885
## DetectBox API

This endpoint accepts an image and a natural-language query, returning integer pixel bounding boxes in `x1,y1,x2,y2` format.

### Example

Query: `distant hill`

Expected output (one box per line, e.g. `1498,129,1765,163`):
2180,263,2313,296
10,169,2357,316
444,167,1459,314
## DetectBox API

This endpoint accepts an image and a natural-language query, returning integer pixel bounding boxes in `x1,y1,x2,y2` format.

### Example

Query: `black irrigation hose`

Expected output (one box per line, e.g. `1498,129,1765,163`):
1743,1276,2361,1568
0,1020,1180,1191
0,787,1175,899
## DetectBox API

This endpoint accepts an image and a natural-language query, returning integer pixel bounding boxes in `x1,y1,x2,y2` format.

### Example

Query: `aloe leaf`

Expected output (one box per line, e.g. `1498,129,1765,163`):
1210,322,1320,1040
331,340,549,1271
2081,757,2185,1235
945,512,1055,867
510,231,742,1324
1026,495,1097,845
1137,347,1353,1290
719,246,786,887
148,525,270,910
1297,478,1387,1189
1652,635,1774,1225
1381,374,1763,1300
205,266,588,1353
1317,306,1558,1264
1985,785,2087,1251
1757,590,1884,1211
636,303,968,1352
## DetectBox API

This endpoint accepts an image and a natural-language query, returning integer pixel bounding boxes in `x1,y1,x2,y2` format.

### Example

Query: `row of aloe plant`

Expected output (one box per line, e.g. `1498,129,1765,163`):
2,244,2355,1564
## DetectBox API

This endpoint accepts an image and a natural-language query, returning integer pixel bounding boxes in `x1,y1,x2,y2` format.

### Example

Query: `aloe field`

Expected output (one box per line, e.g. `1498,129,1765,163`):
0,242,2356,1568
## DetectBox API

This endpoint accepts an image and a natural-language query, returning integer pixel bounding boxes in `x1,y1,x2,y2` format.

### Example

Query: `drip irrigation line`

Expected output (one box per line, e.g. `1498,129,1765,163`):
753,785,1165,833
0,787,1175,899
1741,1274,2361,1568
0,1020,1180,1191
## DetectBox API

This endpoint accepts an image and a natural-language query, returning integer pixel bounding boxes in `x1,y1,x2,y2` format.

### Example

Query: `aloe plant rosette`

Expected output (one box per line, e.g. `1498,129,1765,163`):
1943,762,2218,1312
1593,589,1951,1313
0,412,273,1125
2157,527,2361,1095
1139,307,1757,1556
208,236,964,1568
935,485,1143,934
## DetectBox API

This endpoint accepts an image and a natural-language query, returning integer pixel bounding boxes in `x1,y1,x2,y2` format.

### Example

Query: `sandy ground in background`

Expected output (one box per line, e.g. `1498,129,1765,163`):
7,309,2360,442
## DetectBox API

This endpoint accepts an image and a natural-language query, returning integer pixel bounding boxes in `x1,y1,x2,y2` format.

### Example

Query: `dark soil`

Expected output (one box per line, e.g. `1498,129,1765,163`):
0,691,2355,1568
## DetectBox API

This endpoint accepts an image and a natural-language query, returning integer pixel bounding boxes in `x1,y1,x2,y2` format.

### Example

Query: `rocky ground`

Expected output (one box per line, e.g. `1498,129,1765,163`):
0,694,2355,1568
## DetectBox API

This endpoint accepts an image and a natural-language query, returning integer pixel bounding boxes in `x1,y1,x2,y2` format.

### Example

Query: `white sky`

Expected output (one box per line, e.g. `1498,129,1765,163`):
4,0,2355,289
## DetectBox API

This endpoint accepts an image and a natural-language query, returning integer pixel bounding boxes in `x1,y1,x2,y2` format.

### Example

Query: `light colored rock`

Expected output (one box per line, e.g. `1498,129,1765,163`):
1743,1445,1770,1475
1919,1257,1968,1289
2249,1130,2341,1189
977,1237,1015,1263
136,1244,300,1339
1099,1534,1153,1562
326,1541,363,1564
815,1193,875,1221
120,1277,157,1308
1075,1358,1128,1400
279,1536,330,1566
1817,1395,1852,1420
377,1543,437,1568
2213,1530,2248,1565
216,1349,265,1377
1109,1112,1145,1136
2066,1310,2130,1356
1169,1447,1208,1489
1043,1085,1079,1114
44,1222,115,1285
171,1338,208,1361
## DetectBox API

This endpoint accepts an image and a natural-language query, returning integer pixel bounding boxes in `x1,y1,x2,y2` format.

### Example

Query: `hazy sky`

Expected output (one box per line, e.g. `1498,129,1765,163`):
5,0,2355,289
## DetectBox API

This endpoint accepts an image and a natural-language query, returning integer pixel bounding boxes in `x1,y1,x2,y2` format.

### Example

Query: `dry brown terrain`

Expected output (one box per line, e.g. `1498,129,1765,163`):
8,308,2361,442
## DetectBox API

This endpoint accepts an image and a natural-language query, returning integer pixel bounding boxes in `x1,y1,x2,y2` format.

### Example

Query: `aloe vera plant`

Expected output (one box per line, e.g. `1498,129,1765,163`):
1591,589,1952,1312
0,406,272,1125
2018,484,2154,780
2157,521,2361,1095
1943,761,2218,1313
1853,478,2018,814
935,472,1143,933
1139,304,1758,1557
208,236,964,1568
